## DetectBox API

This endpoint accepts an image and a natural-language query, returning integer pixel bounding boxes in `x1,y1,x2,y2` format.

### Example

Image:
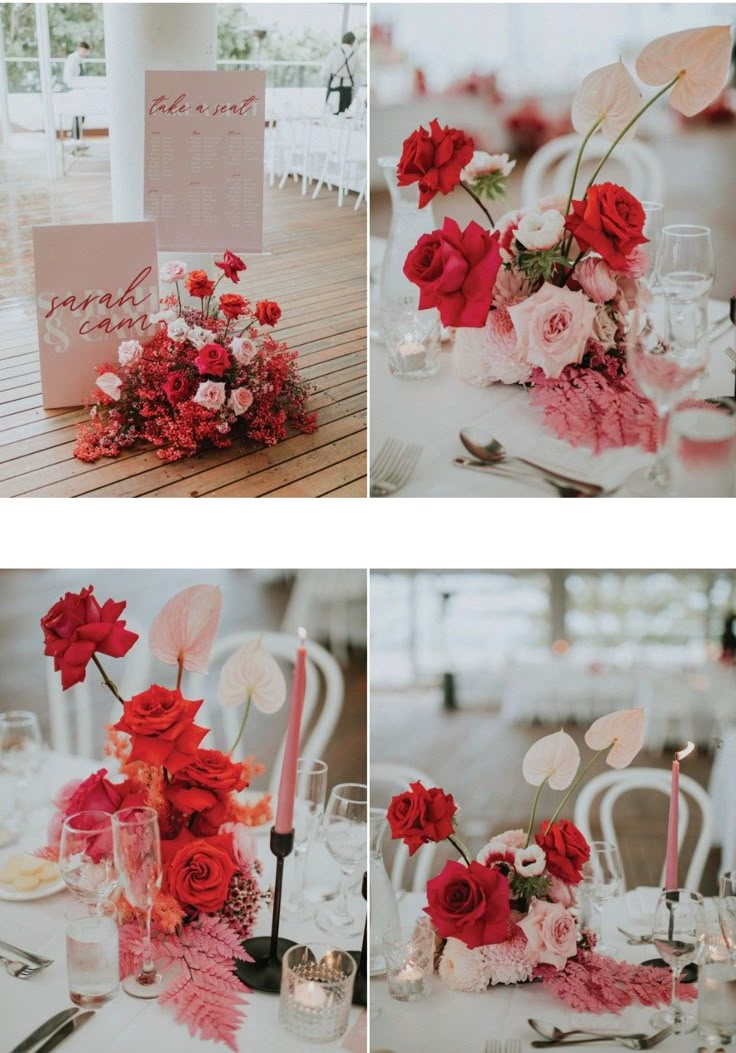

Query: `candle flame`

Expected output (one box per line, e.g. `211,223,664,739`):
676,741,695,761
298,627,307,644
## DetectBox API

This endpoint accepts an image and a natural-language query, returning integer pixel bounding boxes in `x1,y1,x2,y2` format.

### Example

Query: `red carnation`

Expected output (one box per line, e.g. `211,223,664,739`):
387,781,456,856
215,249,247,283
163,371,193,406
564,182,647,270
424,860,511,949
397,119,474,208
254,299,281,327
194,342,231,377
535,818,590,886
41,586,138,690
113,685,207,775
218,293,248,321
184,269,215,299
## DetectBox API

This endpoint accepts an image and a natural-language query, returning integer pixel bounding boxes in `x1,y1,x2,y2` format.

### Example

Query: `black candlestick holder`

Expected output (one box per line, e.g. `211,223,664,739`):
349,872,367,1006
236,827,296,993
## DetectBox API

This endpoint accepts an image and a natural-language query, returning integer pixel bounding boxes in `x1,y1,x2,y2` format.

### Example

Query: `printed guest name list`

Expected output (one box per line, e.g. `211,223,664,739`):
144,70,266,253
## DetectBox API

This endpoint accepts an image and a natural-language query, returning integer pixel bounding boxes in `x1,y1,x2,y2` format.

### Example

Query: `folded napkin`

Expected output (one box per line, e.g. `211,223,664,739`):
341,1009,367,1053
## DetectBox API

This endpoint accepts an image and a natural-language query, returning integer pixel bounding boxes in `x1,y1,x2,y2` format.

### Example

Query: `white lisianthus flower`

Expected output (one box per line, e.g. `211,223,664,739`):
514,844,546,877
167,318,190,343
515,209,565,251
117,340,143,367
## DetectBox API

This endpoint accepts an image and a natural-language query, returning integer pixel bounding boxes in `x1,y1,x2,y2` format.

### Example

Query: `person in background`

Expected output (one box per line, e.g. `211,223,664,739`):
62,39,90,152
322,32,362,115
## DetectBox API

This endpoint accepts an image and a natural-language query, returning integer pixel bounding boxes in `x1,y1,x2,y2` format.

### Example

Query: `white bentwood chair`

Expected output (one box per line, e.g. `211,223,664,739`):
371,762,440,892
574,768,713,892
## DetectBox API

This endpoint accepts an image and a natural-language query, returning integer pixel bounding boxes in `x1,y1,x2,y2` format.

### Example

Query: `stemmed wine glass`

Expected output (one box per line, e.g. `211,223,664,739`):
111,806,163,998
640,201,664,290
718,871,736,959
580,841,623,952
283,758,328,920
317,783,367,938
59,811,117,911
651,888,705,1034
0,711,43,824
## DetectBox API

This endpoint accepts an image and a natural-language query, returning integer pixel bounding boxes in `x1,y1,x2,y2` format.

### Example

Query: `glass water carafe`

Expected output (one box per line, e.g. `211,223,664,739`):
369,808,400,975
377,156,437,326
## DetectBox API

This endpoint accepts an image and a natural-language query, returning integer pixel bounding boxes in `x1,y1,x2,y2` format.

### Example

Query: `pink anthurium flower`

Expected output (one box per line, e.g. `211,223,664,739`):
571,59,641,140
217,637,287,713
636,26,732,117
522,730,580,790
585,707,645,769
149,584,222,674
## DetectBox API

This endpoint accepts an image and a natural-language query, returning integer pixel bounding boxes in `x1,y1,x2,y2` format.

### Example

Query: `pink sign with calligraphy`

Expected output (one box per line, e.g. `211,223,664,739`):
33,221,158,409
144,70,266,252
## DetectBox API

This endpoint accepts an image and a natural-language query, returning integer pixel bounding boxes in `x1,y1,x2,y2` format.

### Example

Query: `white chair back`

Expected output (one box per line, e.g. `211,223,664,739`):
189,630,343,797
370,761,439,892
573,768,712,892
521,132,664,206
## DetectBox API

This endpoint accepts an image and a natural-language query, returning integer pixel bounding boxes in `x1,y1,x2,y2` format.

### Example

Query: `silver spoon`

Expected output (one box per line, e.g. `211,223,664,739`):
460,428,605,497
529,1020,648,1042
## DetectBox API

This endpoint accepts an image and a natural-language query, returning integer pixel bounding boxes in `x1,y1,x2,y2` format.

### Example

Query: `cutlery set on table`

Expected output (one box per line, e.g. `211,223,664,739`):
477,1022,675,1052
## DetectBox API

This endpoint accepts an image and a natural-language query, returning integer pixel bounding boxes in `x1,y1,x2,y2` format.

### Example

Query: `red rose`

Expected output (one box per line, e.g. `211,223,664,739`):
424,860,511,949
404,217,501,328
166,749,248,814
113,685,207,775
166,834,236,913
564,183,647,270
535,819,590,886
218,293,248,321
66,768,126,815
397,119,474,208
254,299,281,327
184,269,215,299
387,781,456,856
194,342,231,376
41,585,138,690
215,250,247,283
163,371,193,406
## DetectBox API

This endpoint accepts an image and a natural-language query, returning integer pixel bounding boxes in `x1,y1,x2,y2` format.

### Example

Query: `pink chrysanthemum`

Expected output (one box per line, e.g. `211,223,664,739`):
438,937,490,992
453,307,531,386
482,926,535,986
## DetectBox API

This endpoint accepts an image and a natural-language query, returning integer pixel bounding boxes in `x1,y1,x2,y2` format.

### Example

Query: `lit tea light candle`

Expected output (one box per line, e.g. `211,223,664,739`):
293,979,329,1010
396,339,427,370
391,960,425,996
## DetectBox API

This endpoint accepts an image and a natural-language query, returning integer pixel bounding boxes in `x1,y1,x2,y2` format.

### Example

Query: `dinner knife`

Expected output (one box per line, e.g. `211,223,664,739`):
9,1009,79,1053
34,1012,94,1053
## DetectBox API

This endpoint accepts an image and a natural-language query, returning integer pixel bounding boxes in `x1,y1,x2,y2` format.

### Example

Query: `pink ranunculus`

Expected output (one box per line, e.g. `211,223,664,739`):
229,387,254,417
193,380,226,412
508,283,595,379
96,372,122,401
461,151,516,182
160,260,188,284
518,898,578,970
231,336,258,365
546,876,574,908
494,829,527,850
618,246,648,278
117,340,143,367
219,822,258,870
515,209,565,251
574,256,618,303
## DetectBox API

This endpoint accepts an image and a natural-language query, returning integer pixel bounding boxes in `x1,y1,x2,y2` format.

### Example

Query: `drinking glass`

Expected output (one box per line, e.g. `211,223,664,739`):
659,224,715,361
718,872,736,959
651,888,706,1034
383,306,441,380
579,841,623,952
0,711,43,818
279,942,357,1042
384,917,434,1002
65,899,119,1007
698,961,736,1051
640,201,664,289
625,294,709,496
59,811,117,910
317,783,367,937
111,806,163,998
283,758,328,920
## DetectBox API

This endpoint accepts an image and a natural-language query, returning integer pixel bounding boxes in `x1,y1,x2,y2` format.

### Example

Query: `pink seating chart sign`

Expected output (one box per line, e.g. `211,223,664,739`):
144,70,266,252
33,221,158,409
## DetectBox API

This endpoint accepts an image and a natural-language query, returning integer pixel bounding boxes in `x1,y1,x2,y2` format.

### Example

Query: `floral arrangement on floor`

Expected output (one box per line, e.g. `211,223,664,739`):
396,25,731,452
74,250,317,463
39,583,287,1050
386,707,694,1011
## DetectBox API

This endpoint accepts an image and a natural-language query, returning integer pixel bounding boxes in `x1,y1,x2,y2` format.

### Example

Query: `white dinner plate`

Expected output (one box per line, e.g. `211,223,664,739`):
0,849,66,902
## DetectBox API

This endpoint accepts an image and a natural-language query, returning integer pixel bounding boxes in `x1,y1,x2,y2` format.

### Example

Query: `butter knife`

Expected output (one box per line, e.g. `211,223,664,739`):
9,1009,79,1053
35,1012,94,1053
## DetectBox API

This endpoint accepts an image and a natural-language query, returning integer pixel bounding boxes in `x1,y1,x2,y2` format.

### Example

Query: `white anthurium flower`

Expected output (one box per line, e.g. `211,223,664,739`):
571,59,641,141
522,729,580,790
217,637,287,713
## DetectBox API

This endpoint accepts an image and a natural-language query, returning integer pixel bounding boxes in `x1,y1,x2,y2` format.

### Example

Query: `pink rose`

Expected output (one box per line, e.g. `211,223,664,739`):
229,387,254,417
508,283,595,379
160,260,188,283
618,246,648,278
117,340,143,367
219,822,258,870
96,372,122,401
231,337,258,365
574,257,618,303
193,380,226,411
546,876,574,908
518,898,578,970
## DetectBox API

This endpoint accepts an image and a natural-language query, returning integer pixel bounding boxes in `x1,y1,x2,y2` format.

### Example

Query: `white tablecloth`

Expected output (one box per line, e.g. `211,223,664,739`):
371,888,701,1052
0,752,365,1053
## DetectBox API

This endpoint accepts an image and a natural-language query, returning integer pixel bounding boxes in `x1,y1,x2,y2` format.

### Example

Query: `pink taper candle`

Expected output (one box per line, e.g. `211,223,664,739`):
664,742,694,888
274,628,307,834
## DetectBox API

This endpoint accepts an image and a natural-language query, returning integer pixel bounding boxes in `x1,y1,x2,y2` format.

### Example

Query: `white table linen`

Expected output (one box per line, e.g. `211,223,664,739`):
0,752,364,1053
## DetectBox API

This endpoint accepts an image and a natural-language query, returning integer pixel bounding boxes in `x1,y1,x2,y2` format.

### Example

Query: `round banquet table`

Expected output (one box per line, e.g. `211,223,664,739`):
371,888,707,1053
0,752,366,1053
371,241,736,497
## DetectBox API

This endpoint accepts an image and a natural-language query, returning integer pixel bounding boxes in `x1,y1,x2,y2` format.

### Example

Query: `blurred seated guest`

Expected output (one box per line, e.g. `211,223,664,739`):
63,39,90,153
323,32,362,114
504,99,571,156
413,67,427,96
446,71,503,104
721,611,736,664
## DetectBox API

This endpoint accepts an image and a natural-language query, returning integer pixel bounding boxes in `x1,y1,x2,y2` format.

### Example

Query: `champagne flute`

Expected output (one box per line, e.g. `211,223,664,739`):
0,711,43,819
59,810,117,910
317,783,367,938
111,806,163,998
651,888,705,1034
659,224,715,359
580,840,623,952
640,201,664,290
283,758,328,920
718,871,736,959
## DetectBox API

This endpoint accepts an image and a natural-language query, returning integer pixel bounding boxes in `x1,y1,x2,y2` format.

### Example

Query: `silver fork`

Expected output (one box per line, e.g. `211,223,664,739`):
505,1041,521,1053
0,937,53,967
370,438,421,496
484,1042,502,1053
0,953,43,979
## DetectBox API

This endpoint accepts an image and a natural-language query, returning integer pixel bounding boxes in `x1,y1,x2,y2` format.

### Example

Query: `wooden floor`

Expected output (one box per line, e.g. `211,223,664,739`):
0,135,367,498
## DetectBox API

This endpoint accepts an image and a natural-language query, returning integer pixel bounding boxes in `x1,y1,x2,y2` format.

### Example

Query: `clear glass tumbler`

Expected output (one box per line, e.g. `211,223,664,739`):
65,901,119,1008
279,942,356,1042
383,916,434,1002
671,403,736,497
383,307,441,380
698,961,736,1052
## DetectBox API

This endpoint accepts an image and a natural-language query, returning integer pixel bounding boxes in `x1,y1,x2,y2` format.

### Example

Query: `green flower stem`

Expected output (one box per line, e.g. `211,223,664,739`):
448,832,473,866
206,274,225,320
228,694,252,756
175,282,182,316
546,749,606,829
175,657,184,692
563,116,603,219
459,181,495,228
91,654,124,705
524,777,549,847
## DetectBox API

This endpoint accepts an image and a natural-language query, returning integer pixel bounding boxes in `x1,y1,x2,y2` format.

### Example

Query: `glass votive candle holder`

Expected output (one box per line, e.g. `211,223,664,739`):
65,900,119,1007
383,916,434,1002
672,401,736,497
383,308,441,380
279,942,356,1043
